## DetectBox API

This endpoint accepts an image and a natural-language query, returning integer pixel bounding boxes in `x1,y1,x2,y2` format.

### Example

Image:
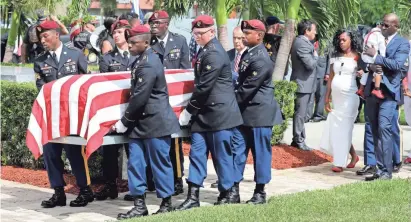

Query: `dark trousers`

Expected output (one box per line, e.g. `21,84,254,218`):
293,93,312,145
102,144,129,182
43,143,90,188
306,78,326,120
365,95,397,177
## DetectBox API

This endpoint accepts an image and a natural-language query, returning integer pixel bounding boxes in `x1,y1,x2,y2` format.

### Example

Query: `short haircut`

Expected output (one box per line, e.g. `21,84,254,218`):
297,19,315,36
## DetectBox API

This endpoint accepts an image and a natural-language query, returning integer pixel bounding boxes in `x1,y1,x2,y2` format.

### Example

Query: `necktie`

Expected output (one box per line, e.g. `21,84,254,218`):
51,52,58,64
385,37,388,46
123,51,129,58
160,41,165,50
234,52,242,73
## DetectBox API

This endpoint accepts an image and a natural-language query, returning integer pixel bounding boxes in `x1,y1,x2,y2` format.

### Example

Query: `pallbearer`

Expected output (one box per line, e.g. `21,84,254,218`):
34,20,93,208
235,20,283,204
114,24,180,219
177,15,243,210
148,10,191,196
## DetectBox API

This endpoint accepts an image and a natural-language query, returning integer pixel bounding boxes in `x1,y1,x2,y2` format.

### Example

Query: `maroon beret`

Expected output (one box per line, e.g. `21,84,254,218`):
149,10,169,21
192,15,214,30
36,20,59,33
111,19,131,33
125,25,151,40
241,19,266,32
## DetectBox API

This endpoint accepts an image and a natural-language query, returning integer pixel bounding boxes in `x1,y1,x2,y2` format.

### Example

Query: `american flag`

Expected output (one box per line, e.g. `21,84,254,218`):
189,35,198,67
26,70,195,159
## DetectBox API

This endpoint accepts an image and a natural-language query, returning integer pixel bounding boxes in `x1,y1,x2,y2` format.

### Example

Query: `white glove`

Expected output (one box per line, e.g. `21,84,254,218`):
179,109,192,126
313,50,318,58
113,120,128,133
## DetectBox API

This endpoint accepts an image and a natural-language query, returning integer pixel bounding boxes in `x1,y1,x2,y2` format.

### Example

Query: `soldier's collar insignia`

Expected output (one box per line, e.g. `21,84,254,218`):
170,38,173,41
143,55,147,60
138,77,143,82
206,65,211,70
252,71,257,76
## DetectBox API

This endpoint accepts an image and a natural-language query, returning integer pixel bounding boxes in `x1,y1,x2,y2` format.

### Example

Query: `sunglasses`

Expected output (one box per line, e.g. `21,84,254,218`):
381,23,393,28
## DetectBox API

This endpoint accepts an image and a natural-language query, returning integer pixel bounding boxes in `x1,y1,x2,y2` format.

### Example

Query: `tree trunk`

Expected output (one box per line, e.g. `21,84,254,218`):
4,10,20,63
215,0,229,50
272,0,301,81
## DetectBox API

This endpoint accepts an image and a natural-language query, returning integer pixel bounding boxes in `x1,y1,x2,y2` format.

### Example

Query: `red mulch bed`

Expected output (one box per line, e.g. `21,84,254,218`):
2,143,331,195
182,143,332,170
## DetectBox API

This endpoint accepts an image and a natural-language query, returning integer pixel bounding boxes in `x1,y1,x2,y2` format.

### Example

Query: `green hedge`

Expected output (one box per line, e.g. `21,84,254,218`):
0,80,103,179
272,81,297,144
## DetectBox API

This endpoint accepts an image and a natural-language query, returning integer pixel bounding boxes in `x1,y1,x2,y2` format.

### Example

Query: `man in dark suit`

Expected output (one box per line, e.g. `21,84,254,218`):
306,40,328,122
176,15,243,210
290,19,318,151
34,20,93,208
234,19,283,204
94,20,137,202
148,10,191,196
115,24,180,219
363,13,410,181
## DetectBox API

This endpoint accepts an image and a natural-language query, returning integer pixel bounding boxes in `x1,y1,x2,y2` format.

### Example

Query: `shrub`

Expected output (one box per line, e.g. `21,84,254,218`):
272,80,297,145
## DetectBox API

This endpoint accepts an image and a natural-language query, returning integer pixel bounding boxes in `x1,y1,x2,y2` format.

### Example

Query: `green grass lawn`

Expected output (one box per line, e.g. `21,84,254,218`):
125,179,411,222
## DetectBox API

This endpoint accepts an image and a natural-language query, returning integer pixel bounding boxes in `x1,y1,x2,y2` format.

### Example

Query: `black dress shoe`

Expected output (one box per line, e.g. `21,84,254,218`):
117,195,148,220
365,173,392,181
173,178,184,196
210,180,218,188
290,142,312,151
356,165,377,176
41,187,66,208
94,182,118,200
70,186,94,207
124,194,135,201
246,189,266,204
153,196,174,214
312,117,326,122
393,162,402,173
176,183,200,210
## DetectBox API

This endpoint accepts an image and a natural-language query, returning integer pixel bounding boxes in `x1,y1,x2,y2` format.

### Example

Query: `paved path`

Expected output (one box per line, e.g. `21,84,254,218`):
1,122,411,221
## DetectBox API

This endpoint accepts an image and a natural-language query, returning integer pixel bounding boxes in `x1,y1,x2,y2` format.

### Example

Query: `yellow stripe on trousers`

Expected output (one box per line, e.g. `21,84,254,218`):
175,138,182,178
81,145,91,185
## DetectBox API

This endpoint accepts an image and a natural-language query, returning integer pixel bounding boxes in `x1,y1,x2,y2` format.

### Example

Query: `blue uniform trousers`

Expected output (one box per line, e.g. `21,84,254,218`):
237,126,272,184
365,95,397,177
128,137,174,198
232,127,247,183
363,106,401,166
187,129,235,192
43,143,90,188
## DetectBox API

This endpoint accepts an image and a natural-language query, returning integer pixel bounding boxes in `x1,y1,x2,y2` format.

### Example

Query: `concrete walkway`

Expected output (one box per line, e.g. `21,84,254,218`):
1,122,411,222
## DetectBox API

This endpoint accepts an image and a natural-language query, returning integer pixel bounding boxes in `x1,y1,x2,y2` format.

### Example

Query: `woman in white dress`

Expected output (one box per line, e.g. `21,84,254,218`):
321,29,361,172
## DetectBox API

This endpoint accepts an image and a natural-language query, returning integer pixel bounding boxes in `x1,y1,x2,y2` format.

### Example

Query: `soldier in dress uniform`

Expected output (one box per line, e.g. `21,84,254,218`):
73,20,99,64
263,16,283,64
176,15,243,210
235,20,283,204
114,24,180,219
148,10,191,196
94,20,138,202
33,20,93,208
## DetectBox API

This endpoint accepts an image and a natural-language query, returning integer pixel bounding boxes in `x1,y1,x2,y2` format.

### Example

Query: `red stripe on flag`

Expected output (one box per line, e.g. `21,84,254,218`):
165,69,193,75
167,81,195,96
59,75,82,137
31,99,48,145
77,74,130,135
85,120,117,158
173,106,184,118
26,130,41,159
42,79,56,140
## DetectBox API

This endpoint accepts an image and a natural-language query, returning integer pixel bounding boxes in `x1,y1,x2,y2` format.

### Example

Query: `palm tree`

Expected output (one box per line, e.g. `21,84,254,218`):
160,0,241,50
